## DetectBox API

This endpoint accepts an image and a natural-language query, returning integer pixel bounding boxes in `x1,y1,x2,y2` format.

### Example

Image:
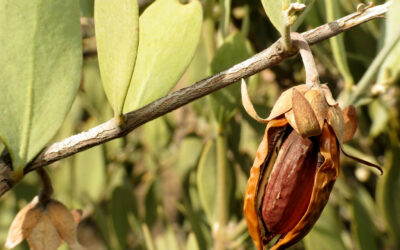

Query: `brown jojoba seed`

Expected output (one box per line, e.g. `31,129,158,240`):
261,130,319,234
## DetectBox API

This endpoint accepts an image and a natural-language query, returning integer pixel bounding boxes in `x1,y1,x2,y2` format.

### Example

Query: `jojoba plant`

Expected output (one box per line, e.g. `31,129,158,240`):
0,1,397,250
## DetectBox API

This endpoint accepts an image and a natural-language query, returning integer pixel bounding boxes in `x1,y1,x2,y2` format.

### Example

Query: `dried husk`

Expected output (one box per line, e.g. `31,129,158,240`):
5,196,83,250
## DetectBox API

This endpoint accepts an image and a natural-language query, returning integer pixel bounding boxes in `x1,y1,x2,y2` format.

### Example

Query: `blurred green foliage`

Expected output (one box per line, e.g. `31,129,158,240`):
1,0,400,250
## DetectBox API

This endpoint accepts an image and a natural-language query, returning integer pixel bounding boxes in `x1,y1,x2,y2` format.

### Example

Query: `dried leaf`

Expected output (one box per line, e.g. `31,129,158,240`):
326,106,345,145
5,197,41,249
292,88,321,137
27,215,60,250
321,85,337,106
342,106,358,143
304,89,329,130
47,201,83,250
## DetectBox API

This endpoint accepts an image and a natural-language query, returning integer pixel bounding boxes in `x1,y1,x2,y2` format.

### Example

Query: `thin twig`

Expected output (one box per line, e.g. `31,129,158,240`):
0,2,392,198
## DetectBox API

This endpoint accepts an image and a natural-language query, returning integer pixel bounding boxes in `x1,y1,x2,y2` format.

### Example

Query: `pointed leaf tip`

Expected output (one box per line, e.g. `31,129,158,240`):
123,0,203,111
95,0,139,116
5,196,41,249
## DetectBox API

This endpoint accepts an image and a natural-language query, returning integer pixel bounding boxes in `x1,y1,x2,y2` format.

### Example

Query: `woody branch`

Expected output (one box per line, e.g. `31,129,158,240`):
0,2,392,197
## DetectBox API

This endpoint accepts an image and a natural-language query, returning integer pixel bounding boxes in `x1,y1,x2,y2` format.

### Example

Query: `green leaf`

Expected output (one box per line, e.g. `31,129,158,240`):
377,0,400,81
111,185,138,250
80,0,94,17
155,223,180,250
123,0,203,111
0,0,82,172
142,117,171,156
81,57,107,116
377,146,400,248
351,186,378,250
325,0,353,88
208,32,253,123
197,138,234,224
261,0,314,34
92,202,111,247
176,137,203,177
185,233,199,250
303,203,346,250
183,172,212,249
145,178,162,227
369,99,389,138
181,34,209,87
111,187,129,249
74,119,107,201
197,140,217,223
95,0,139,116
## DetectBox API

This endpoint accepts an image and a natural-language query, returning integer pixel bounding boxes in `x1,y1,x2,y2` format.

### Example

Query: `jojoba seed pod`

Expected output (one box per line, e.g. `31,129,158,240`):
242,81,383,250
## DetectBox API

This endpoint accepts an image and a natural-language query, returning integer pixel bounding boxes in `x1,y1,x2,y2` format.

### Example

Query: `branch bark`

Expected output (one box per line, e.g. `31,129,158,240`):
0,2,391,197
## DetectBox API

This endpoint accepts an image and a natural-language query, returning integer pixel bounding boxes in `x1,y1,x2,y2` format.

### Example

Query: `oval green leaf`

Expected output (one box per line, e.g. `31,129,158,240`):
123,0,203,112
95,0,139,116
185,233,199,250
351,186,379,250
377,147,400,247
74,119,106,202
377,0,400,82
0,1,82,171
197,138,234,224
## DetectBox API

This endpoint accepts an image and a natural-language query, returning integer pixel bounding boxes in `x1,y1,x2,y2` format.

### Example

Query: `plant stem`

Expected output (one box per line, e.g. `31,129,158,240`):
214,128,229,250
282,23,292,51
37,168,53,204
282,3,306,51
291,32,320,87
